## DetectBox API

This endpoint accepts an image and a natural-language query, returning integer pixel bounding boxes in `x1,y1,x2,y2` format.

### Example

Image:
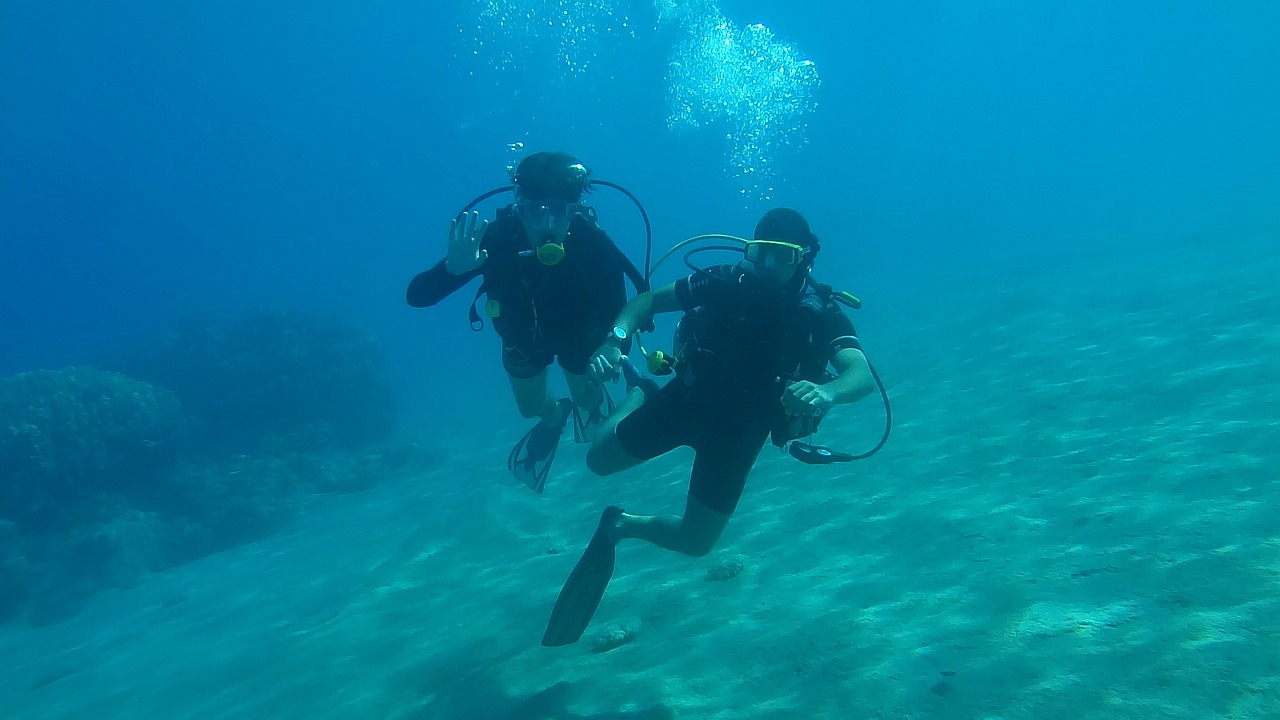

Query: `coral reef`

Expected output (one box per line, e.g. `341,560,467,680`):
0,367,186,530
107,307,396,455
0,435,438,626
0,520,30,624
0,307,432,627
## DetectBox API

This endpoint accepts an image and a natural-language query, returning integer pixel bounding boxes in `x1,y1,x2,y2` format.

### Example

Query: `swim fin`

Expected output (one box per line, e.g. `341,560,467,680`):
507,398,572,494
571,389,615,444
541,505,624,647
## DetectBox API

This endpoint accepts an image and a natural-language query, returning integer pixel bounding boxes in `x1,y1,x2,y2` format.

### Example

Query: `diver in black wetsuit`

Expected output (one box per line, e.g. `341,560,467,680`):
541,208,882,646
406,151,643,493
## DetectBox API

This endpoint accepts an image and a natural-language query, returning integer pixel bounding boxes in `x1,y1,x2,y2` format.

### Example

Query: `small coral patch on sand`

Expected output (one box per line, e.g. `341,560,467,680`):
705,553,747,582
591,619,640,653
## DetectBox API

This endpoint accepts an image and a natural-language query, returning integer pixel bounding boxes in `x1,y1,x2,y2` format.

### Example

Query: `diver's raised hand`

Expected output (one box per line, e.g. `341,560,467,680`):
446,211,489,275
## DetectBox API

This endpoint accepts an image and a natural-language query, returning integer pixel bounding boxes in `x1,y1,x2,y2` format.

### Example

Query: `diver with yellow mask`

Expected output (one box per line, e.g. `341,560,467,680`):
541,207,890,646
406,151,651,493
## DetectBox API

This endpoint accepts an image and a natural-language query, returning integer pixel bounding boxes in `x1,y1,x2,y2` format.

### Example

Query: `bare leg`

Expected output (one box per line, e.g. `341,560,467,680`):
585,386,648,475
586,361,736,557
609,493,730,557
563,370,603,413
508,370,563,424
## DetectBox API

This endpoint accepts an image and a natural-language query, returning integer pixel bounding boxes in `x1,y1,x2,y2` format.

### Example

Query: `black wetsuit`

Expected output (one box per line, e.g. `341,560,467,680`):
406,206,631,378
615,264,861,514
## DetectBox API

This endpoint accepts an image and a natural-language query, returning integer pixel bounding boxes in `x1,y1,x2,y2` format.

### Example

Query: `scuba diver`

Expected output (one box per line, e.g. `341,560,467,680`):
541,208,886,646
406,151,651,493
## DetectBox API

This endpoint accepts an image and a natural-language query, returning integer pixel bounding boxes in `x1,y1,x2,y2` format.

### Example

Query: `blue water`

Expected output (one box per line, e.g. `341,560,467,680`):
5,1,1275,409
2,1,1279,717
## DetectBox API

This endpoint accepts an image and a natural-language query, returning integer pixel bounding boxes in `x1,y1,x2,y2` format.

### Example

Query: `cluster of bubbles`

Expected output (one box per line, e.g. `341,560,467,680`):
663,12,820,199
652,0,714,26
459,0,820,200
464,0,636,80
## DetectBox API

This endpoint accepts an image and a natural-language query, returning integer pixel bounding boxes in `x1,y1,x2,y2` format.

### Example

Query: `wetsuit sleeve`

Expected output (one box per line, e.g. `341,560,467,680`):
674,264,734,310
405,259,478,308
818,304,862,354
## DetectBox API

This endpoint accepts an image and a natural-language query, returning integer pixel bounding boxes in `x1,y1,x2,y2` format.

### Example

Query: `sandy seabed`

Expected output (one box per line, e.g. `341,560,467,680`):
3,240,1278,719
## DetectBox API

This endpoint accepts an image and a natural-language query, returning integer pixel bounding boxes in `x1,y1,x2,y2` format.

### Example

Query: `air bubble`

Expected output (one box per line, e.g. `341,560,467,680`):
458,0,818,200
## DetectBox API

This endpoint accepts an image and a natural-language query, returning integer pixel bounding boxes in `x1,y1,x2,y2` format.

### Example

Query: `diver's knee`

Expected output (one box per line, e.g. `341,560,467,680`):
677,504,727,558
680,526,721,557
585,446,606,475
587,431,637,476
585,443,613,476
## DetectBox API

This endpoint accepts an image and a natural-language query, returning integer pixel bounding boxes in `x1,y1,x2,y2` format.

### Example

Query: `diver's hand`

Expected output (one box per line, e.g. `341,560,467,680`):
782,380,835,418
587,345,625,384
445,211,489,275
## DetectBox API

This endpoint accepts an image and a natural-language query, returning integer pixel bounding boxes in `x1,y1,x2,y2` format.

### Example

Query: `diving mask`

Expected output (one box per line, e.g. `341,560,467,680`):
744,239,805,269
514,199,578,265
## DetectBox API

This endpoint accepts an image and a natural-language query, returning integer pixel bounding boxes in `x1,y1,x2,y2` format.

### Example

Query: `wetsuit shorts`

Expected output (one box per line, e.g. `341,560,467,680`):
502,330,632,380
614,380,773,515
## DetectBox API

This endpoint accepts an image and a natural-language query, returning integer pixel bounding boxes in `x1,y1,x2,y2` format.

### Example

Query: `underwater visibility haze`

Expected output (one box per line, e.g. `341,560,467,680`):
1,1,1279,718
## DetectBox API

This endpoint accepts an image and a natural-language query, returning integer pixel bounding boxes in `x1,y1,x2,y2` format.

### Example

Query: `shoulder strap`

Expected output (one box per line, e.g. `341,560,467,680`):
808,279,862,310
578,205,650,295
467,281,488,332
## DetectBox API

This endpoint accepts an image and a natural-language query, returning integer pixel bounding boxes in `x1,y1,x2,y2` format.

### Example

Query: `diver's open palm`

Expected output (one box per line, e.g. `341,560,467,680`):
446,211,489,275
